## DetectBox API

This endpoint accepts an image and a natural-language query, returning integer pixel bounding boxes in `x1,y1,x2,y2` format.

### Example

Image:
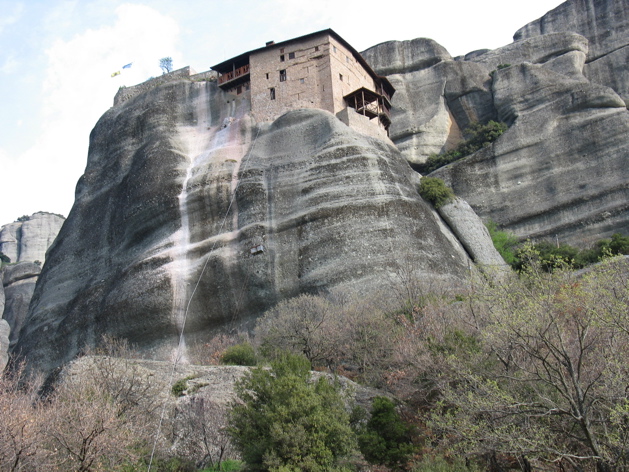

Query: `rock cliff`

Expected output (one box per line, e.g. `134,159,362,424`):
3,262,41,350
514,0,629,102
0,212,65,264
16,0,629,373
16,80,476,374
362,0,629,246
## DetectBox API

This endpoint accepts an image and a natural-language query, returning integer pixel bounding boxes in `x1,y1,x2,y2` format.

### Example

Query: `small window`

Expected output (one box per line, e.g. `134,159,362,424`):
339,73,343,82
279,69,286,82
314,46,319,52
299,78,305,84
280,55,285,62
333,45,337,53
288,52,295,59
245,82,250,90
280,48,285,53
266,72,269,79
236,85,242,94
270,88,275,100
346,56,350,63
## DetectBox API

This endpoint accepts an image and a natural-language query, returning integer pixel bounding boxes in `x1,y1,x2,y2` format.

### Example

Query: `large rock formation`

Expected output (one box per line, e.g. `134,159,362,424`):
2,262,41,350
0,212,63,360
16,0,629,373
514,0,629,102
0,212,65,264
362,0,629,246
16,79,476,374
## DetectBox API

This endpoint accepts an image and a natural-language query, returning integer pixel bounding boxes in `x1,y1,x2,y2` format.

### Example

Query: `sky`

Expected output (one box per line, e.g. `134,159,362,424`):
0,0,566,225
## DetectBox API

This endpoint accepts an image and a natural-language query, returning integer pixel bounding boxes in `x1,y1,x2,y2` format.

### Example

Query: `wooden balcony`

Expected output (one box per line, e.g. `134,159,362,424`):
217,64,250,89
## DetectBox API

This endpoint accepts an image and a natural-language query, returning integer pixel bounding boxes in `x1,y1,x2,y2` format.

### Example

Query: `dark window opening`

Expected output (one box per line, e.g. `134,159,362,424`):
270,88,275,100
299,78,305,84
314,46,319,51
339,73,343,82
280,55,285,62
288,52,295,59
266,73,269,79
279,69,286,82
236,85,242,94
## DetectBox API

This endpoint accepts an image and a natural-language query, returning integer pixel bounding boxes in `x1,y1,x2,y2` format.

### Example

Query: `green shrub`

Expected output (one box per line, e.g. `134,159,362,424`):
0,252,10,264
418,121,507,174
171,375,197,397
485,220,519,266
228,352,356,471
357,396,417,470
220,342,257,366
419,177,455,208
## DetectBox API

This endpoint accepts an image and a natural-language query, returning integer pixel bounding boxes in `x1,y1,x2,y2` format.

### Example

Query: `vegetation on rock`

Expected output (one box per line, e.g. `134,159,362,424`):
417,121,507,174
418,177,455,208
228,352,356,471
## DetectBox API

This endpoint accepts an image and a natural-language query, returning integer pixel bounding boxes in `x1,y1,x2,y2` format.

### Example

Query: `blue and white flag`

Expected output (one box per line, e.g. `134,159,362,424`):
122,63,133,69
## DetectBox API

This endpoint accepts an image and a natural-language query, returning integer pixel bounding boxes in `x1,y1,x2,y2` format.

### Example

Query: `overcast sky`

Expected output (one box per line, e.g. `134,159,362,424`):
0,0,566,225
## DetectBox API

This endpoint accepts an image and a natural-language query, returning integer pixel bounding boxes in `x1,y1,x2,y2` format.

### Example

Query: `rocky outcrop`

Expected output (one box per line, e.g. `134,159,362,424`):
514,0,629,102
0,212,65,264
433,61,629,246
0,320,9,371
361,38,452,76
3,262,41,350
16,79,476,374
437,197,510,274
0,276,7,370
362,3,629,247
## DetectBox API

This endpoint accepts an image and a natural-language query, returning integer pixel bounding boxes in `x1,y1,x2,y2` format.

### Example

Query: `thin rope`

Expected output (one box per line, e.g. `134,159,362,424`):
147,102,266,471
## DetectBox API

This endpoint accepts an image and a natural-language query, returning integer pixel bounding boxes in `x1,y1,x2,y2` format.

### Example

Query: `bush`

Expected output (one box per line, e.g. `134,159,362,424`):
419,177,455,208
357,396,417,470
485,220,519,266
228,352,356,471
220,342,257,366
0,252,9,264
418,121,507,174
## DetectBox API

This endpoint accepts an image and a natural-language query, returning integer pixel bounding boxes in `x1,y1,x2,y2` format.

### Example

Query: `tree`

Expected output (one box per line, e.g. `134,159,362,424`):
228,353,357,471
159,57,173,74
0,251,10,264
429,258,629,472
357,396,417,470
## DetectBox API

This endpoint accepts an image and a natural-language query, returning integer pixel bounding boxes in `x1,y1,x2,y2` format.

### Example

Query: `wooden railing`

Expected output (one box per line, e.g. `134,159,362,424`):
218,64,250,85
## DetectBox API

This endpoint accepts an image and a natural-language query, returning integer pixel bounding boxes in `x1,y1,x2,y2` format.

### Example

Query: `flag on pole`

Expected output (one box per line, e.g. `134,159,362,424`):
122,63,133,69
111,70,121,77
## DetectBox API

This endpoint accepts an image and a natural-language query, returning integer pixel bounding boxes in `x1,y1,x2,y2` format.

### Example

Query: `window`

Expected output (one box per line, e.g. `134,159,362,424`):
314,46,319,52
236,85,242,94
266,73,269,79
333,45,337,53
270,87,275,100
339,73,343,82
288,52,295,59
279,69,286,82
280,48,285,53
280,54,285,62
346,56,350,63
299,78,305,84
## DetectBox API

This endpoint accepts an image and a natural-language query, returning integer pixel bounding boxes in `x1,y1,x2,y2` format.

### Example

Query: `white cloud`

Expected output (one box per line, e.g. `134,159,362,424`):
0,2,24,35
0,54,18,74
0,3,181,224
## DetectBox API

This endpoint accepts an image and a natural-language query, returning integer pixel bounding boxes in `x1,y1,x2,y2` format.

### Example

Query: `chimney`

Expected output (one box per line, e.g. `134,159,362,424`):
266,41,275,47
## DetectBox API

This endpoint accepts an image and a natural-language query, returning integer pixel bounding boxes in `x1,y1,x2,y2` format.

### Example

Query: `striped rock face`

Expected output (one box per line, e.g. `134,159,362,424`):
16,80,474,375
